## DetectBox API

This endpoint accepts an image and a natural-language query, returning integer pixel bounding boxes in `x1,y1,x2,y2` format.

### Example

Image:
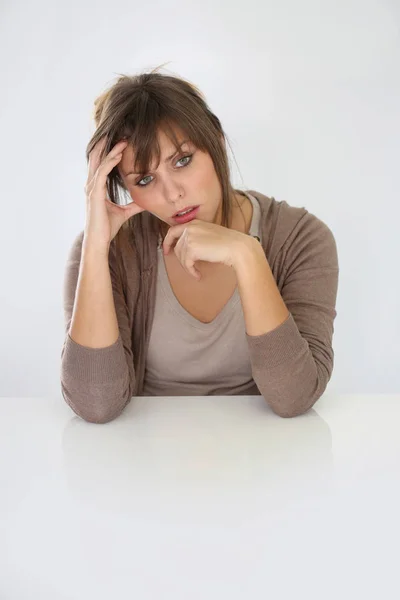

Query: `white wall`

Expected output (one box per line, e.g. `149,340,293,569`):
1,0,399,396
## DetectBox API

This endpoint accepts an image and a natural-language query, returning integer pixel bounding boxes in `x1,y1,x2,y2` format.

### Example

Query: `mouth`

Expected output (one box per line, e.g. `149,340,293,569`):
172,205,199,217
172,205,200,223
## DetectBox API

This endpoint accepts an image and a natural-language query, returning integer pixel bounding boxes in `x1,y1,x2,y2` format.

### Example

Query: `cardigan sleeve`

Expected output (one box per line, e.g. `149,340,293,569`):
246,212,339,417
60,231,136,423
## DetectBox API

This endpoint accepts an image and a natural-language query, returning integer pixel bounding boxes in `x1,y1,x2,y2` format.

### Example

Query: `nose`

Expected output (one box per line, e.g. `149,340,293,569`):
163,180,184,207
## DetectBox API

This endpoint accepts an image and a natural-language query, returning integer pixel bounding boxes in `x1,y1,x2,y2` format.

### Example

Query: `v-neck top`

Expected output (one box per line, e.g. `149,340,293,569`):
141,191,262,396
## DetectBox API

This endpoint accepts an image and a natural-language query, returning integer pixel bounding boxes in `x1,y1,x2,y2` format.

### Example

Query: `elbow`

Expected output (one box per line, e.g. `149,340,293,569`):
61,384,131,424
268,401,314,419
259,368,329,419
255,350,333,418
60,334,135,424
76,407,122,424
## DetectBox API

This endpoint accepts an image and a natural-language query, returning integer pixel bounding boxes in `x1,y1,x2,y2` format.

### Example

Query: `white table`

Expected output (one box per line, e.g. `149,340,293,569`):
1,393,399,599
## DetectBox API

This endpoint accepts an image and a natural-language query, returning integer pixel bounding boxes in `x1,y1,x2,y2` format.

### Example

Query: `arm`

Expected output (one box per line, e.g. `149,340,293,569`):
60,231,136,423
233,214,339,417
69,238,120,347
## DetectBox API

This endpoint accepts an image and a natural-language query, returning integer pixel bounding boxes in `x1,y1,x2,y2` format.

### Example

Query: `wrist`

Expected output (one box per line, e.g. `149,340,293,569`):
231,235,262,271
82,235,110,259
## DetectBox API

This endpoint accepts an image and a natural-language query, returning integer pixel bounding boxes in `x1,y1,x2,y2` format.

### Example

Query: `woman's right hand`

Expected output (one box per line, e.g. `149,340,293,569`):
84,136,145,250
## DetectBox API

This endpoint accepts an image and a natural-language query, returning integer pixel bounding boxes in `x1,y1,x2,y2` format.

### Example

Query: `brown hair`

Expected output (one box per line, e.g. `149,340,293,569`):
86,64,245,245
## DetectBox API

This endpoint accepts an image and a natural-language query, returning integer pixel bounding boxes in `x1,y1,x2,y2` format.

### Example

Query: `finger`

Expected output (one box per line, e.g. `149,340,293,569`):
97,141,128,175
105,197,145,216
188,261,201,280
87,150,120,192
87,147,126,198
116,188,146,215
120,201,146,218
88,138,127,184
179,250,201,280
121,202,145,215
163,226,185,255
174,235,201,280
85,152,122,197
87,136,107,182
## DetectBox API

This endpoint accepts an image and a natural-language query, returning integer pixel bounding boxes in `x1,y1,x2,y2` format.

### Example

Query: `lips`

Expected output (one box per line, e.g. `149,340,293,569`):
172,205,198,217
172,206,200,224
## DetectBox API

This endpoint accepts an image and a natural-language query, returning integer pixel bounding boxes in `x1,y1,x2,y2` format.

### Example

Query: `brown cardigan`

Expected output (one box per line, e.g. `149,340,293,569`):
61,190,339,423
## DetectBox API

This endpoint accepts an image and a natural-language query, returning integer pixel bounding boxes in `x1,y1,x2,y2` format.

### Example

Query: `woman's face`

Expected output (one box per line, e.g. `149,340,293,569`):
118,128,224,227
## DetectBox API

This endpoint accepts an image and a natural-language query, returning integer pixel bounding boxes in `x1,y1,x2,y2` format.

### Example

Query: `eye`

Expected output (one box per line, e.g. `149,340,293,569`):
135,154,193,187
135,175,152,188
176,154,192,167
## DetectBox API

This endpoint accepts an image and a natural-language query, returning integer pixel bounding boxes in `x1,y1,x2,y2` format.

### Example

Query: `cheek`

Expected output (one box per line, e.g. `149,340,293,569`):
128,190,162,215
194,163,219,193
126,187,146,208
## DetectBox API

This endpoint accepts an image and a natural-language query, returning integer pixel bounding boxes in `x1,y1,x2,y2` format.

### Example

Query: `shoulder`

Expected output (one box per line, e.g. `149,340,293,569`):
247,189,338,270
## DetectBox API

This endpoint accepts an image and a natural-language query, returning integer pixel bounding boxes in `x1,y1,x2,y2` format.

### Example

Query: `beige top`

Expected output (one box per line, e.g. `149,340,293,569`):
61,190,339,423
142,192,262,396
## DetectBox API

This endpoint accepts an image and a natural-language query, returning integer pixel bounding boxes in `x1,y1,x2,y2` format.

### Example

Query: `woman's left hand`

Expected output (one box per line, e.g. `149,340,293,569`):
162,219,248,280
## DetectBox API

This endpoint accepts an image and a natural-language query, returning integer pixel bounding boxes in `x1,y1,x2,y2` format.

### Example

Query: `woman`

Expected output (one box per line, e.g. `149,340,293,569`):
61,69,339,423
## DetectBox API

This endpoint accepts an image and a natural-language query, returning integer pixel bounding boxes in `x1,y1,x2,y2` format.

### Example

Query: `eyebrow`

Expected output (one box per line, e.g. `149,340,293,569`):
122,139,190,176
